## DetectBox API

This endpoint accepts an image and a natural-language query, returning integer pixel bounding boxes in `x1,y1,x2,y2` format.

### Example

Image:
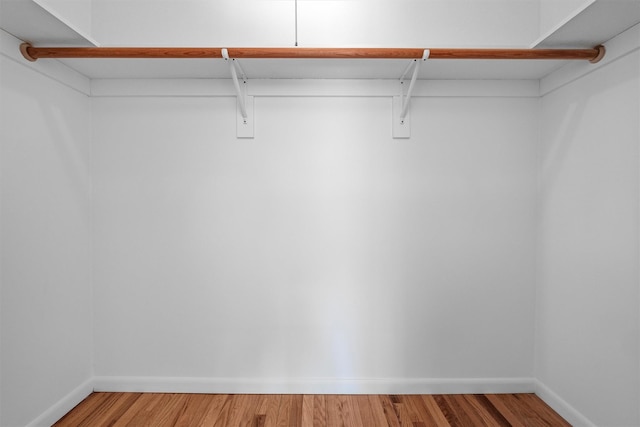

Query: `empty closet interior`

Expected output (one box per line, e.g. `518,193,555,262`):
1,1,639,426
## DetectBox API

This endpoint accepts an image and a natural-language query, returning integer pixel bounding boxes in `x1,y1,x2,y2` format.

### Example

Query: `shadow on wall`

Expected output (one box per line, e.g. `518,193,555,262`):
538,96,586,211
38,99,91,204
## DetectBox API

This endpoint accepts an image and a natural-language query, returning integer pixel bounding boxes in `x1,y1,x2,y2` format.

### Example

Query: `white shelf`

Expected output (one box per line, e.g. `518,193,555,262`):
0,0,96,46
534,0,640,48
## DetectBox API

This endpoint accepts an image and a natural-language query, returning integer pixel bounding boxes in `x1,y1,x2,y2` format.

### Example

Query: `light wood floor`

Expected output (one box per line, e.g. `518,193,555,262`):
53,392,571,426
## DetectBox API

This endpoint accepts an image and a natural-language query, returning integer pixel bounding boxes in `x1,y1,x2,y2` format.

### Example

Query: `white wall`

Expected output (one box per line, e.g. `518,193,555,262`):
0,45,92,426
536,47,640,426
91,87,539,390
91,0,539,48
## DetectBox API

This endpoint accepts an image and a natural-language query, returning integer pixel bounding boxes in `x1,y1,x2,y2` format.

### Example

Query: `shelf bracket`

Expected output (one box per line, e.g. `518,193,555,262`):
393,49,429,139
222,48,254,138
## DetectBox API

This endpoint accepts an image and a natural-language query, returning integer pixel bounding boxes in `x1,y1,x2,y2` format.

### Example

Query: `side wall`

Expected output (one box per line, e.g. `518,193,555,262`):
0,33,93,427
536,29,640,426
91,81,539,392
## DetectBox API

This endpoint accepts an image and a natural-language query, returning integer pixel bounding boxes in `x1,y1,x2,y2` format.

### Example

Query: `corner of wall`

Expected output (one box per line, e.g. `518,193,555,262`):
534,19,640,427
24,380,94,427
534,380,597,427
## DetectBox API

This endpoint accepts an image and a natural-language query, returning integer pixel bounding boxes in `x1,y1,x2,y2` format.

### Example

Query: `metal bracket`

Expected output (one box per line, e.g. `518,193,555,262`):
393,49,429,139
222,48,254,138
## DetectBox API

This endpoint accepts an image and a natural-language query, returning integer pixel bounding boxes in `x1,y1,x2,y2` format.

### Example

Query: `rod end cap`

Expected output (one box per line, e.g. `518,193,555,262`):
20,43,37,62
590,45,605,63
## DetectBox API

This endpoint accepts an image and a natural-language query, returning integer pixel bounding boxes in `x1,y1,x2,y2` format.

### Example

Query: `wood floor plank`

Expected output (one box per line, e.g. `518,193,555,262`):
394,400,415,427
148,393,189,427
275,394,293,427
378,394,402,427
353,395,375,426
146,393,185,426
444,395,489,427
258,394,282,427
433,395,463,427
463,394,511,427
403,395,440,427
301,394,327,427
368,395,395,427
344,395,365,427
325,395,342,427
225,394,259,427
115,393,170,427
172,393,216,427
243,394,265,427
53,392,119,426
289,395,304,427
200,394,231,426
301,395,314,427
387,395,415,427
216,394,246,427
53,392,571,427
449,395,492,427
237,394,260,427
517,393,572,427
91,392,141,427
496,394,555,427
313,394,328,427
222,394,255,427
252,394,270,427
421,395,451,427
106,393,155,427
96,393,144,427
485,394,528,427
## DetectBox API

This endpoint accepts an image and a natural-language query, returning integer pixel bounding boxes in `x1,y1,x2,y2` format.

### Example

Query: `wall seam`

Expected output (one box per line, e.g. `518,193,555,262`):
637,49,640,425
89,83,96,390
532,93,542,383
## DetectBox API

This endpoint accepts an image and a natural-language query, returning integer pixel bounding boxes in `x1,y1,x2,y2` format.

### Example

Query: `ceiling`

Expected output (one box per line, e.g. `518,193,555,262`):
2,0,640,81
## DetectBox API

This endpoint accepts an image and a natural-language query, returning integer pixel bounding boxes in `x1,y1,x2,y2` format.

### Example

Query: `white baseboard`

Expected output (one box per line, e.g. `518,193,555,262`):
21,376,621,426
534,379,597,427
92,376,535,395
25,376,543,425
25,379,93,427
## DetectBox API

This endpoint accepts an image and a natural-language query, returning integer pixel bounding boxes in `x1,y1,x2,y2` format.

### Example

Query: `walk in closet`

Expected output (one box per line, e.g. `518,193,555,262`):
1,1,639,426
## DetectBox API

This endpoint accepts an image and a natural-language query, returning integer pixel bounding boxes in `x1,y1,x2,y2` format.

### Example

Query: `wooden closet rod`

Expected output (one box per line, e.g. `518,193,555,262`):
20,43,606,63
